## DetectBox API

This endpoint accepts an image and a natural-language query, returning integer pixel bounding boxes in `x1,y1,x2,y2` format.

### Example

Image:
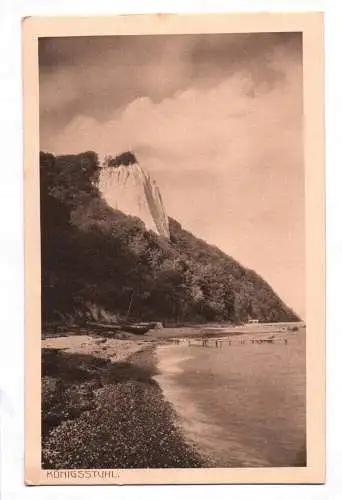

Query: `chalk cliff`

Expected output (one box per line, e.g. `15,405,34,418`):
98,152,170,238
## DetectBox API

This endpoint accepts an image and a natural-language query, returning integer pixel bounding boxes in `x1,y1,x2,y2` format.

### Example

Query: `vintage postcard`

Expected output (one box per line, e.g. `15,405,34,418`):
23,13,325,485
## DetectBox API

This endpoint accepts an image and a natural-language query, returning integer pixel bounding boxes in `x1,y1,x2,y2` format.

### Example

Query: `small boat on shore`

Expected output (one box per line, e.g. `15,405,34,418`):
120,324,152,335
87,321,155,335
88,292,158,335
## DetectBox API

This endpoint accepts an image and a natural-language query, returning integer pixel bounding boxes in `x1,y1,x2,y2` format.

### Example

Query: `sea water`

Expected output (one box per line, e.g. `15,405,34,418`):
154,327,306,467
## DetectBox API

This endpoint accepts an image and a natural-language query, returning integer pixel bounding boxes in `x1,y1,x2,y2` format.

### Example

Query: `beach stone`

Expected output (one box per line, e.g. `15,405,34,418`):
42,349,204,470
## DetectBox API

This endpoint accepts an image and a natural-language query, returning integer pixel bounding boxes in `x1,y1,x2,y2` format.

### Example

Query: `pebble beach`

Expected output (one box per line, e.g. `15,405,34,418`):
42,335,204,469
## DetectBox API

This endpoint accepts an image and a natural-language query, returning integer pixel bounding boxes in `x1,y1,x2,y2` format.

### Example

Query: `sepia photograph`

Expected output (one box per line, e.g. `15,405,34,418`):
23,13,325,485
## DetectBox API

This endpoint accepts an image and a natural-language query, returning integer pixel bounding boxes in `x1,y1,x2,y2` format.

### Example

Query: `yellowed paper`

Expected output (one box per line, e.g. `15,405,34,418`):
23,13,325,485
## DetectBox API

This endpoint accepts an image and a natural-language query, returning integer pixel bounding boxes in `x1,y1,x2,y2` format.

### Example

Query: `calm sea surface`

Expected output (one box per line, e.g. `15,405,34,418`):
154,326,306,467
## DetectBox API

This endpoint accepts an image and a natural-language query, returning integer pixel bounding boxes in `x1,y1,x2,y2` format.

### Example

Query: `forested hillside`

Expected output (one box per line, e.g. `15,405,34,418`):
40,151,299,326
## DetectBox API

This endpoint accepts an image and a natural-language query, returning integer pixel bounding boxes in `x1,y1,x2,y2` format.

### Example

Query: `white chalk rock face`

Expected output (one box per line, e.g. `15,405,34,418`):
98,152,170,238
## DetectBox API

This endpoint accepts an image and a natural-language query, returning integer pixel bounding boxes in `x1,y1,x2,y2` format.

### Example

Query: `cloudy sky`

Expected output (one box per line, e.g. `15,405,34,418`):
39,33,304,318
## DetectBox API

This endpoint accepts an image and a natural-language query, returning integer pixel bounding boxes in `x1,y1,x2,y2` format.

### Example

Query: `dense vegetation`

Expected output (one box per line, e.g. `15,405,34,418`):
104,151,137,167
40,151,299,326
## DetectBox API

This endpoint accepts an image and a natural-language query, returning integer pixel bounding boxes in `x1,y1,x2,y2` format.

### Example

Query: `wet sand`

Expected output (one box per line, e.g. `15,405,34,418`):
42,334,149,363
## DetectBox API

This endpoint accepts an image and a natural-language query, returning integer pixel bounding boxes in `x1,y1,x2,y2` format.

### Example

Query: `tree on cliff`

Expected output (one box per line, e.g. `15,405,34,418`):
40,151,299,325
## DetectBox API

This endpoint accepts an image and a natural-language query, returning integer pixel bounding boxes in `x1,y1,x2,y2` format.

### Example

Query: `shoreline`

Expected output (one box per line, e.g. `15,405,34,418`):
152,331,307,468
42,337,205,469
42,320,304,342
41,323,305,469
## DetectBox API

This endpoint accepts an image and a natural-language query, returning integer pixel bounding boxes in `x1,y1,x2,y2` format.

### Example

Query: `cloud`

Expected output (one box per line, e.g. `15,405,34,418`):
39,32,301,133
39,33,304,317
46,56,302,182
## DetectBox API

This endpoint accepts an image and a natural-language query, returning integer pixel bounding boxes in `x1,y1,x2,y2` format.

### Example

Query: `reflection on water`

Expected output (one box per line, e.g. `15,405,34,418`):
154,327,306,468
